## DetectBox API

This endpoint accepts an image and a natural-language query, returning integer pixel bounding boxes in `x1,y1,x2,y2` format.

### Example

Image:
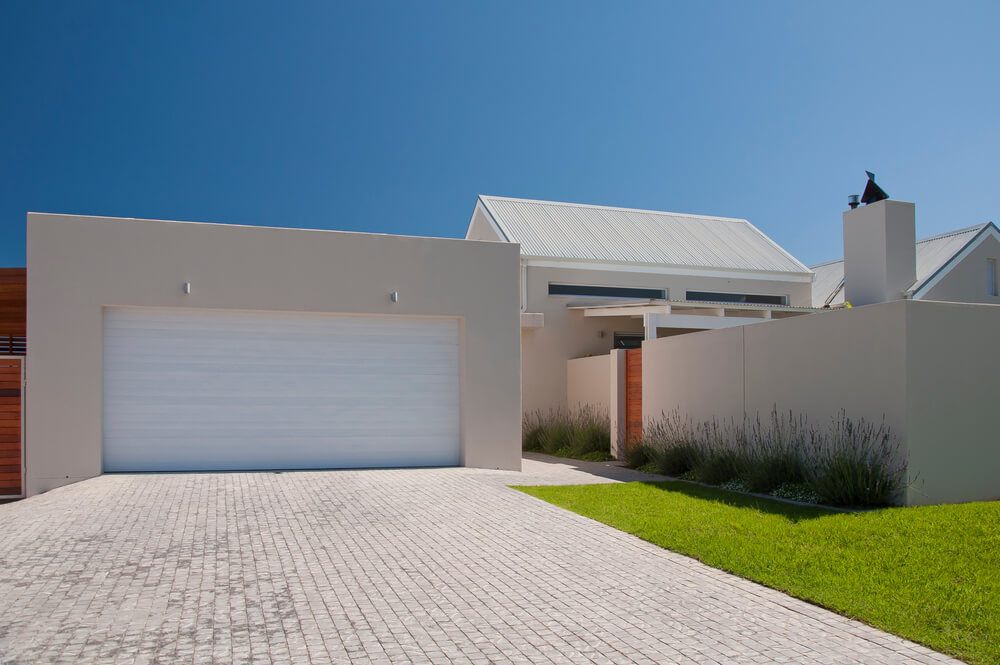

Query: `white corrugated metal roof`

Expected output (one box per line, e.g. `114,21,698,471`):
478,196,811,275
809,259,846,307
809,223,989,306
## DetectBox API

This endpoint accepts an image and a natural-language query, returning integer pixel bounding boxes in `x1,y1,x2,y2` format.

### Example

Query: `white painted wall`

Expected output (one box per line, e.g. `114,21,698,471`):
642,300,1000,506
566,355,610,416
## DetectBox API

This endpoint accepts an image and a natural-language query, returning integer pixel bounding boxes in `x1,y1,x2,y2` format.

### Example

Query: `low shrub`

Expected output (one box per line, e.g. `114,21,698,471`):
568,408,611,457
637,408,907,507
805,412,906,507
652,441,704,477
538,419,573,455
522,407,611,460
639,412,704,476
622,442,653,468
695,448,744,485
739,412,808,493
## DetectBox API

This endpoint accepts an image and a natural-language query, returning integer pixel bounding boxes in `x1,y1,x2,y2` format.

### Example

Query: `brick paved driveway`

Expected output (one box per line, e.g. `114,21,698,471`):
0,458,959,665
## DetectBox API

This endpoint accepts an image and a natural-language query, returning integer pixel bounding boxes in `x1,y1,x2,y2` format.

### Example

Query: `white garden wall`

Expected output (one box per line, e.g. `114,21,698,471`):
642,299,1000,506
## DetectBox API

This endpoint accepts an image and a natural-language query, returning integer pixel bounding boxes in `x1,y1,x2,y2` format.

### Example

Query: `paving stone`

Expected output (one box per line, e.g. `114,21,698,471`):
0,458,963,664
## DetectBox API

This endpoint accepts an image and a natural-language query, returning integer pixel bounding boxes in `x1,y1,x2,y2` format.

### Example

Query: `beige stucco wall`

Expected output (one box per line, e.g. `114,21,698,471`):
922,234,1000,304
522,263,811,415
905,301,1000,505
742,304,909,431
642,325,746,425
566,354,610,416
26,213,522,495
642,299,1000,506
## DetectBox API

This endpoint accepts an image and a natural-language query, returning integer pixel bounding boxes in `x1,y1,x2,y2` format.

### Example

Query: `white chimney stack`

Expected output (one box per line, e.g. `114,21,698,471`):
843,199,917,306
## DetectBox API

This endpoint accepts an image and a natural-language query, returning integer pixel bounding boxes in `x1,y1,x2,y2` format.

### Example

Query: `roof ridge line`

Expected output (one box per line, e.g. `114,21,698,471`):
478,195,749,224
916,223,988,244
809,257,844,268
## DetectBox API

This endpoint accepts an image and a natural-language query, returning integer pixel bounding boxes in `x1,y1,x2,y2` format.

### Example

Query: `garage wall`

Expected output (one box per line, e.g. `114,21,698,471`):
26,213,522,495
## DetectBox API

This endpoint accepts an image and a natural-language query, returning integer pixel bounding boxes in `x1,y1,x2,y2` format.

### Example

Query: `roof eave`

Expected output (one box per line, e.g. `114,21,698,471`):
521,255,815,283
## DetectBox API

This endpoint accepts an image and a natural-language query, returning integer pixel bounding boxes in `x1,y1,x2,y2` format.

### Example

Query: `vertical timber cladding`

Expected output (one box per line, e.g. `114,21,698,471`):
625,348,642,446
0,268,26,355
0,358,23,497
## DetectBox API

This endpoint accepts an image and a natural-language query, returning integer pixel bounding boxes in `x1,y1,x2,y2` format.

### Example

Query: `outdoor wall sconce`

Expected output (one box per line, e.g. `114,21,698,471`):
183,282,192,294
390,291,399,303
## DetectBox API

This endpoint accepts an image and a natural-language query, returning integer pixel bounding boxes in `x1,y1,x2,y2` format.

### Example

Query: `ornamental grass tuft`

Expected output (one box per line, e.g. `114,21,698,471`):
522,407,611,461
626,407,906,507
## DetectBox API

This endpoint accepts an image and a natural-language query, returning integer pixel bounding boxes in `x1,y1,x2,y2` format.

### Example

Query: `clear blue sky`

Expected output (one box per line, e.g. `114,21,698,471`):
2,1,997,267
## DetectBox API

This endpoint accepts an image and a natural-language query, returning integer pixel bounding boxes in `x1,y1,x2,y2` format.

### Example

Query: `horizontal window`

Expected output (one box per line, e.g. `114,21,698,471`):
686,291,787,306
548,284,666,299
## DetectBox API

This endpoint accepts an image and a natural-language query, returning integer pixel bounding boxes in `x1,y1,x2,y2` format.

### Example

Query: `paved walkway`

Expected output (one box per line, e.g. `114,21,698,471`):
0,457,958,664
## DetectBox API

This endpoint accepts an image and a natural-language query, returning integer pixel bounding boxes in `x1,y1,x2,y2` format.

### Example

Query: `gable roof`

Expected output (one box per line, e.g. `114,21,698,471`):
475,196,812,277
809,222,995,307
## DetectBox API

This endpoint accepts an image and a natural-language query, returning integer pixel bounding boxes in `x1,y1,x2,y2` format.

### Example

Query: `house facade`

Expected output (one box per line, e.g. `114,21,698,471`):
466,196,816,415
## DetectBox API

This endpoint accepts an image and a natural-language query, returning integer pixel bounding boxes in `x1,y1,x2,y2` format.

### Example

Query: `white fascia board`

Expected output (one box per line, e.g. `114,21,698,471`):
522,257,815,283
910,223,1000,299
645,312,770,331
475,197,511,242
582,304,672,317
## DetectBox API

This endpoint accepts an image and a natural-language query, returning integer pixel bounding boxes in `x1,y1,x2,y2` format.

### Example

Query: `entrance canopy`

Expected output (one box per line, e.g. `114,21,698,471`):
569,300,820,340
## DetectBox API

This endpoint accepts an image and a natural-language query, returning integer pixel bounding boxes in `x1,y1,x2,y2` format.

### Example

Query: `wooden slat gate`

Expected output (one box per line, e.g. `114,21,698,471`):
0,357,23,498
625,348,642,447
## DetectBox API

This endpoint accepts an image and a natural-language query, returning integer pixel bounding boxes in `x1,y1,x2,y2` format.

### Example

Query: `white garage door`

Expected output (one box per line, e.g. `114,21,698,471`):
102,307,460,472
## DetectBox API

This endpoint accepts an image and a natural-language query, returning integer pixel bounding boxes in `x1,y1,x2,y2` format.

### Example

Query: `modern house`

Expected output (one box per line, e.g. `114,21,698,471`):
23,213,523,496
465,196,818,415
11,193,998,502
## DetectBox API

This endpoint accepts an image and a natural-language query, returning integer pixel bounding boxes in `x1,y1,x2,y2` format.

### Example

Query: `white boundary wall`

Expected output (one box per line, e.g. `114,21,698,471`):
642,299,1000,506
566,355,611,415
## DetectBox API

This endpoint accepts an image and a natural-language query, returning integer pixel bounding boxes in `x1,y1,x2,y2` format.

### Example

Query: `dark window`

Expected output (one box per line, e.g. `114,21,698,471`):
548,284,666,299
685,291,787,306
613,332,644,349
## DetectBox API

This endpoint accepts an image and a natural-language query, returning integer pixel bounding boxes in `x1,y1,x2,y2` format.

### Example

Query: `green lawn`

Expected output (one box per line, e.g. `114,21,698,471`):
515,481,1000,665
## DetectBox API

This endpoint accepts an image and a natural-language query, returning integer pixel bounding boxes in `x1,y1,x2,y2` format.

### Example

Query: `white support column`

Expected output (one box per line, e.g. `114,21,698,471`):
643,312,657,341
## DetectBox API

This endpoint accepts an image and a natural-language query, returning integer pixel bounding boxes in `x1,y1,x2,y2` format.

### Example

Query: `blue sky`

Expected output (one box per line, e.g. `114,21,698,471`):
2,1,997,267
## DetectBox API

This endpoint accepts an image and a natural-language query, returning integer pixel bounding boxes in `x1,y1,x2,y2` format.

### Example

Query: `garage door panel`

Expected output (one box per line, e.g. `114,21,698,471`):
103,307,460,472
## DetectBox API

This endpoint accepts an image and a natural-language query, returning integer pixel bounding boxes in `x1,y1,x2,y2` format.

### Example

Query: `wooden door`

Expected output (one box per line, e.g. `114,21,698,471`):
625,348,642,446
0,358,23,498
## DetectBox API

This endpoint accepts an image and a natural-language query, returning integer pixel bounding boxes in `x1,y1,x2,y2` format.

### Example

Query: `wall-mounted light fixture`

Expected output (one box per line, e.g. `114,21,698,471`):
183,282,192,294
390,291,399,303
597,330,605,338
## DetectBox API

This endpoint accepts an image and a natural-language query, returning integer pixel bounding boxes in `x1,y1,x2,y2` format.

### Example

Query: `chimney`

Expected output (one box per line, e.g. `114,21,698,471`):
843,199,916,306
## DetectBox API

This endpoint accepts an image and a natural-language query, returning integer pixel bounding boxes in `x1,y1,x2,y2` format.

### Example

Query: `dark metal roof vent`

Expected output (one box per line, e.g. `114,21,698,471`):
848,194,860,209
861,171,889,205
